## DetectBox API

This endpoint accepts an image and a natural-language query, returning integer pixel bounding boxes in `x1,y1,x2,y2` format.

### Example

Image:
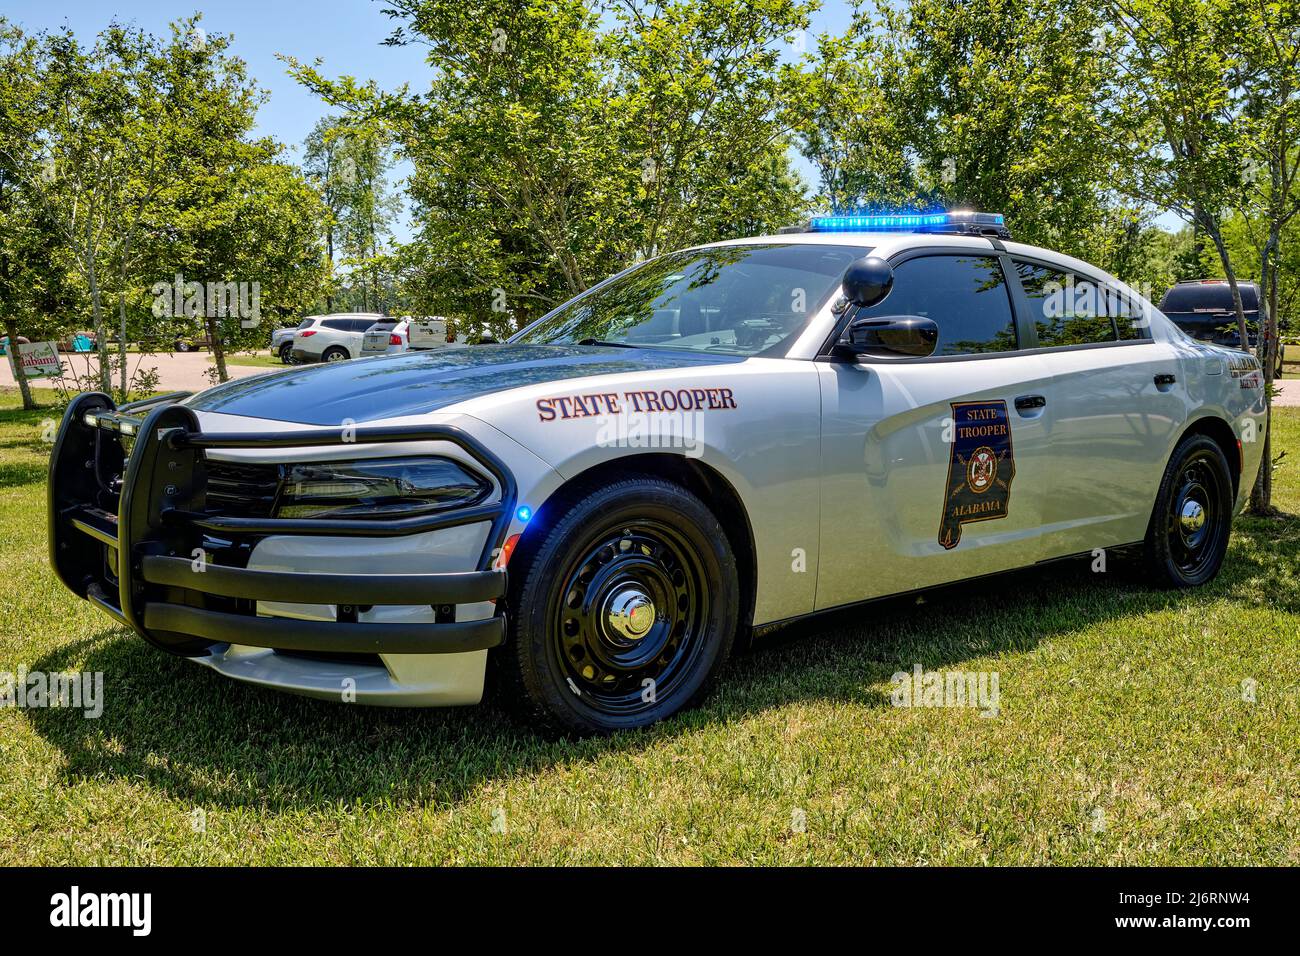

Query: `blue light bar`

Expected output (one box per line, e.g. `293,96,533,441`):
809,213,950,232
807,211,1007,236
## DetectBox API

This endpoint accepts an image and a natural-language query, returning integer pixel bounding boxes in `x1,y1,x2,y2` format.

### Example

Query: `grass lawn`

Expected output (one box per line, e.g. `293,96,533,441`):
208,350,286,369
1,388,1297,865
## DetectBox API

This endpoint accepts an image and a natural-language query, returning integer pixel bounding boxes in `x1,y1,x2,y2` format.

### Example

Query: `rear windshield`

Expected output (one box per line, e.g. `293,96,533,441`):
296,318,315,330
1159,283,1259,314
367,323,396,332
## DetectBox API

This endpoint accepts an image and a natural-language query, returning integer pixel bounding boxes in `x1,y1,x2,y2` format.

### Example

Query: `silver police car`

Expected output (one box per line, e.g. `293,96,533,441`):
49,212,1267,734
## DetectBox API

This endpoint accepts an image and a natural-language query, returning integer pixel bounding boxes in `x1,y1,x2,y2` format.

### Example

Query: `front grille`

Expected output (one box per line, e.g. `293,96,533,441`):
204,458,282,518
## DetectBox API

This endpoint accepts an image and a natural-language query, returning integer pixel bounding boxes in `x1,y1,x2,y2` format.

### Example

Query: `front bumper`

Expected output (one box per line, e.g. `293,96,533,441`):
48,392,514,661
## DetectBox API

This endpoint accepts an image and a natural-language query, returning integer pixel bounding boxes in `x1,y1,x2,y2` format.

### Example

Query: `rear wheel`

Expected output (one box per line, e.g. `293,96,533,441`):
1142,434,1233,587
502,476,739,735
321,346,349,362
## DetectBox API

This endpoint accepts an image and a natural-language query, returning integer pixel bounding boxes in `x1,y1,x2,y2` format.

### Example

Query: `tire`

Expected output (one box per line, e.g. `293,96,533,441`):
321,346,349,363
278,342,295,364
1142,433,1234,588
501,476,740,735
175,340,192,352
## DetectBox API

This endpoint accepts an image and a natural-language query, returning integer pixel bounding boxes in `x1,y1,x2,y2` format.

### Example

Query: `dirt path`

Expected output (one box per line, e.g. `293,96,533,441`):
1273,380,1300,407
1,350,276,394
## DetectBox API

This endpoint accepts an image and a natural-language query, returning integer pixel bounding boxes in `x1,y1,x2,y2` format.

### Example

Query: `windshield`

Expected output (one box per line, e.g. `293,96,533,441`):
515,243,866,355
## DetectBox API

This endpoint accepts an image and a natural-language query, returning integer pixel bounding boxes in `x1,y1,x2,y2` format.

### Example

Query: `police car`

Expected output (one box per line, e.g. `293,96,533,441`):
48,211,1267,734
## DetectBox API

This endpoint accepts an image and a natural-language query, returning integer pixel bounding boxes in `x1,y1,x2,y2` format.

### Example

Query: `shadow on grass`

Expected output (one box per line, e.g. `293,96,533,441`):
24,513,1299,812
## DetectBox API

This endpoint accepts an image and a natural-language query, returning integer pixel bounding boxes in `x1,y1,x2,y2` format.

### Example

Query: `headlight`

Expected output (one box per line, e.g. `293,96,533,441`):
276,457,491,519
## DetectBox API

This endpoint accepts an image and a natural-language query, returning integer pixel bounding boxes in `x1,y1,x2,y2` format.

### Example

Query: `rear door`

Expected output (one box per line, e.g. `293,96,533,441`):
1010,257,1184,556
817,250,1057,609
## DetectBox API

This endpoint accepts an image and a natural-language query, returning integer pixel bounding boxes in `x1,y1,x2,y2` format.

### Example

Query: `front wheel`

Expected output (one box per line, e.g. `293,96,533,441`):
502,476,740,735
278,342,296,364
1142,434,1234,587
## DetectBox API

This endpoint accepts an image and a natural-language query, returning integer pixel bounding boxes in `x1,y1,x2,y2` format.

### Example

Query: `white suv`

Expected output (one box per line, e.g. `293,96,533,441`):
291,313,386,363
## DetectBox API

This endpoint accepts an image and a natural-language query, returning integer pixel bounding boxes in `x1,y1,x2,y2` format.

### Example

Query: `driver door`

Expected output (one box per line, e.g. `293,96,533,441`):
815,252,1057,610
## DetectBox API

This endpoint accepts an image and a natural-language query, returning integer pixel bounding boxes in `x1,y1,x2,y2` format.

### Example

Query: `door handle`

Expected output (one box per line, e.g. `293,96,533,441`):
1014,394,1046,411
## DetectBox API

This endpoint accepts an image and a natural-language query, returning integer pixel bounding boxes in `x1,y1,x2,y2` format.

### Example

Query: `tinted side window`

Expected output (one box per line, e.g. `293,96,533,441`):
1106,289,1155,341
1015,261,1117,347
323,319,351,331
858,255,1017,355
353,319,379,331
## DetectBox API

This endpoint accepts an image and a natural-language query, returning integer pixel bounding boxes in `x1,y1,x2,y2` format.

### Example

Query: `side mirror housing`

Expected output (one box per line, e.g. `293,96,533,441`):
839,314,939,359
841,256,894,308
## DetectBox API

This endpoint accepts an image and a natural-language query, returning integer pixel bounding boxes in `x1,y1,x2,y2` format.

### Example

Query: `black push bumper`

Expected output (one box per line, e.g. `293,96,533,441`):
48,392,514,657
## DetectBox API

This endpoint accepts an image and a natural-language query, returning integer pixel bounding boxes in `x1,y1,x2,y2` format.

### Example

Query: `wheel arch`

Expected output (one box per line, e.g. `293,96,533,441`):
517,453,758,641
1177,414,1241,497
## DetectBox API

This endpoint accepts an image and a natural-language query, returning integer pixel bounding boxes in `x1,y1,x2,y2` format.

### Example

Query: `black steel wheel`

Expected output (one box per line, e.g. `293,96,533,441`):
1143,434,1234,587
278,341,295,364
503,475,739,734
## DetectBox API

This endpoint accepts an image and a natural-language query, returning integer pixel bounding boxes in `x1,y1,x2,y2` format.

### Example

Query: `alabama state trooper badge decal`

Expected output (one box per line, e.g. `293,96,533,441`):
939,400,1016,550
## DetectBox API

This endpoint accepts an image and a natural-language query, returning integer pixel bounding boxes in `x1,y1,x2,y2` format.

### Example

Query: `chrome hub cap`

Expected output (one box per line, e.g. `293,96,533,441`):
604,587,656,643
1179,499,1206,535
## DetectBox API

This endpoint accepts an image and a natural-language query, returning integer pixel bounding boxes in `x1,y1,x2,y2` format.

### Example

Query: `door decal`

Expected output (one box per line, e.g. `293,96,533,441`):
939,400,1016,550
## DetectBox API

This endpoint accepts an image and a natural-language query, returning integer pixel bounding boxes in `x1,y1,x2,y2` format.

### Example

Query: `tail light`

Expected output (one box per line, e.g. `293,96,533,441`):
299,330,317,337
389,333,403,346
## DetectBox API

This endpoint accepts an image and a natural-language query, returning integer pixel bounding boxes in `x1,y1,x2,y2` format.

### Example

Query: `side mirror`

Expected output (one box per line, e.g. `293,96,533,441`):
842,314,939,359
841,256,894,308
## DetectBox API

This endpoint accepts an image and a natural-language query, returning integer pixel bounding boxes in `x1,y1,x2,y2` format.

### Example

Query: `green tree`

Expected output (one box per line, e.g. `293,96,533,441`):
1229,0,1300,510
1105,0,1253,345
797,0,1125,259
288,0,811,334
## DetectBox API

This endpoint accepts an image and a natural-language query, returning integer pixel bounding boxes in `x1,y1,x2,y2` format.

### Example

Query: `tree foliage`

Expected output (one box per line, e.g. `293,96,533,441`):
288,0,812,335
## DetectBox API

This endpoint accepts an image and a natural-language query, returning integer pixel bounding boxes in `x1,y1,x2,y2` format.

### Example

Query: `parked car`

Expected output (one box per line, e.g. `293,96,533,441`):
1158,280,1283,376
48,210,1267,735
360,319,407,357
291,313,386,363
171,329,211,352
0,335,30,356
362,317,476,357
270,326,299,364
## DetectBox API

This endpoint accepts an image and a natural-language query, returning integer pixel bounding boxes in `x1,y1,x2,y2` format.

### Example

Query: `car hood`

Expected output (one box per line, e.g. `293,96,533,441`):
186,343,743,425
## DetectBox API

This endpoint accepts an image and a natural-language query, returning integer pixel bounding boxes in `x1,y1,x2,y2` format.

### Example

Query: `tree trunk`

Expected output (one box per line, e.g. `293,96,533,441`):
117,233,133,399
85,241,110,394
325,227,335,313
3,318,37,410
206,314,229,383
1201,215,1251,349
1249,228,1282,513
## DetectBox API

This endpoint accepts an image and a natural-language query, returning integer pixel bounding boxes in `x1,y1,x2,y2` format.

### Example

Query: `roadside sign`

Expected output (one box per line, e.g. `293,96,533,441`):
17,341,61,378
